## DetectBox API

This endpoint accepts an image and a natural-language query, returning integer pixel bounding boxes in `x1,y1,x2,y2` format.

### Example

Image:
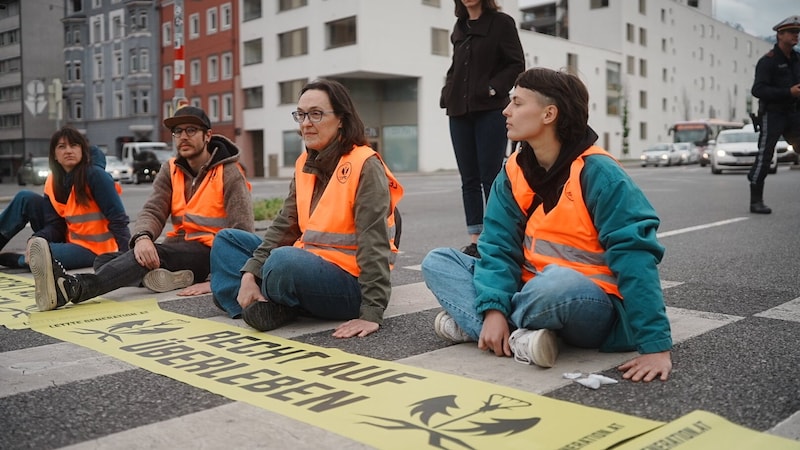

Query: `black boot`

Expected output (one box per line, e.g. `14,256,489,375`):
749,184,772,214
0,252,25,268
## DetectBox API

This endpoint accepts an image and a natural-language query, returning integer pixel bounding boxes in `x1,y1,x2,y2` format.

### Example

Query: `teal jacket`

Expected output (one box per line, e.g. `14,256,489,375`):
474,150,672,354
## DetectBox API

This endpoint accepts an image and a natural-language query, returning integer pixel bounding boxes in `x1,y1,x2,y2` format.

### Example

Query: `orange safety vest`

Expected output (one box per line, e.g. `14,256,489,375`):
294,145,404,277
167,159,249,247
505,145,622,297
43,175,120,255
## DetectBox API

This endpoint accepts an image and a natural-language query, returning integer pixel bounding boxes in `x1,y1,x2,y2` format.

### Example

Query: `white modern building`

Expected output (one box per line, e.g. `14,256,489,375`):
239,0,770,176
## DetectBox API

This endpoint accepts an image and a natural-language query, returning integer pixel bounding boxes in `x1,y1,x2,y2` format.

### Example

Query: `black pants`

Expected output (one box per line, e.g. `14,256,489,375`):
750,110,800,185
77,239,211,303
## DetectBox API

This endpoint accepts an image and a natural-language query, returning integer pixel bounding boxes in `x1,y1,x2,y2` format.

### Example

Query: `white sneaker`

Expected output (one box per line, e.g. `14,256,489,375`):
509,328,559,368
142,268,194,293
434,311,472,343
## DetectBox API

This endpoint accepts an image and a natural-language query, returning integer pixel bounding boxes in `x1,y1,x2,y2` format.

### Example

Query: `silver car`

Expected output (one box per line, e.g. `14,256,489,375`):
17,157,50,186
105,155,134,184
640,143,682,167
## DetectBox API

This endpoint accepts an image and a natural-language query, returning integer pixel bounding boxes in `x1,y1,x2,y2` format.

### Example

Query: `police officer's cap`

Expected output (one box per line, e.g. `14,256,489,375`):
772,15,800,32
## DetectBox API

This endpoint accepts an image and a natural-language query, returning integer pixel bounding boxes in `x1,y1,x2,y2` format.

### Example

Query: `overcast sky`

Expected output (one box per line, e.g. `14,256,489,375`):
714,0,798,36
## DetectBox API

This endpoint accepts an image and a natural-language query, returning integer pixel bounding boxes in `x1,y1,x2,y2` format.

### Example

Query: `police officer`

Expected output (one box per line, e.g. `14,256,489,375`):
749,15,800,214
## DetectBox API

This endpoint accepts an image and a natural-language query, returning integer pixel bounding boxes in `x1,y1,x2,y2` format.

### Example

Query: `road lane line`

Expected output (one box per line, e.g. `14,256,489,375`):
657,217,749,238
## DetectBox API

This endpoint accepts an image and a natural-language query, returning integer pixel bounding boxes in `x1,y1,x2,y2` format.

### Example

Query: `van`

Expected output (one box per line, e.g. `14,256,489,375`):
120,142,174,184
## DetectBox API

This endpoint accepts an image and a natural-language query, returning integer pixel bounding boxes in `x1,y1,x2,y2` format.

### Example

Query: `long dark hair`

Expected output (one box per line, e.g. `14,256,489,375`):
300,79,368,155
454,0,500,19
514,68,589,148
48,126,93,206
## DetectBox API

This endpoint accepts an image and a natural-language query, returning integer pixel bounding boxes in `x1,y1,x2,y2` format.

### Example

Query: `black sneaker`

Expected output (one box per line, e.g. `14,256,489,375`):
28,237,79,311
0,252,24,268
241,301,298,332
461,243,480,258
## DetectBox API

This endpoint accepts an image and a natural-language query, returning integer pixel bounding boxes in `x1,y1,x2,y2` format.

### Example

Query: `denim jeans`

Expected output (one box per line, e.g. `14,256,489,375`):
210,228,362,320
421,247,615,348
0,191,97,269
448,109,508,235
76,240,211,302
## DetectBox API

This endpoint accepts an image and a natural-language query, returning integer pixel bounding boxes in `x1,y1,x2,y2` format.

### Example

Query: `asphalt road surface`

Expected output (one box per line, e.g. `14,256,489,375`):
1,163,799,449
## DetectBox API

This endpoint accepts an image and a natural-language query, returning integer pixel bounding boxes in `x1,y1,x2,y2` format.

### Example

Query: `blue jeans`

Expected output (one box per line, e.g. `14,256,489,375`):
210,228,362,320
0,190,97,270
421,247,615,348
449,109,508,235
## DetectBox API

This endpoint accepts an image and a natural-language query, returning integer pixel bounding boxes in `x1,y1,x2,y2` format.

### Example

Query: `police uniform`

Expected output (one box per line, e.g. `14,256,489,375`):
749,15,800,214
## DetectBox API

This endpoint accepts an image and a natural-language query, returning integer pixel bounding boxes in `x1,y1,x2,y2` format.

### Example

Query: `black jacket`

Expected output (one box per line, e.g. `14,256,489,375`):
752,43,800,113
440,11,525,117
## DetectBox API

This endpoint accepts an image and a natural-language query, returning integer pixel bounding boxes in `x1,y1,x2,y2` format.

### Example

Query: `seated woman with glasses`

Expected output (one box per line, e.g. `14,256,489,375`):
209,78,404,338
0,126,130,271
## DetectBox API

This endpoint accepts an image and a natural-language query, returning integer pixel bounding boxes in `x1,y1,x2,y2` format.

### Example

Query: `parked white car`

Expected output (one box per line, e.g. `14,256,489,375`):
675,142,699,164
104,155,134,184
711,129,777,174
640,143,682,167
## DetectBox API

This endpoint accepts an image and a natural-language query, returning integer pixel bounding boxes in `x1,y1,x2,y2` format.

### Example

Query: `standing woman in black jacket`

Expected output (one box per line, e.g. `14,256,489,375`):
441,0,525,257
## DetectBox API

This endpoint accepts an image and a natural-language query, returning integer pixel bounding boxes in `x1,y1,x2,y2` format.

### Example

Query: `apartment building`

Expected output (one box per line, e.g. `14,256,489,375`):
0,0,63,179
239,0,769,177
158,0,242,171
61,0,161,157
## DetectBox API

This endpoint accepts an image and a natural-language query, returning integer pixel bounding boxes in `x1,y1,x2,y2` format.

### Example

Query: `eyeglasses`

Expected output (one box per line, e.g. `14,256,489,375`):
171,126,203,137
291,110,335,123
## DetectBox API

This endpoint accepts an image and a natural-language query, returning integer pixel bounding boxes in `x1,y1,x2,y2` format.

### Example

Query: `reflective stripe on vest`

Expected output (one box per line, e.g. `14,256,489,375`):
505,146,622,298
294,145,403,276
44,175,119,255
166,159,244,247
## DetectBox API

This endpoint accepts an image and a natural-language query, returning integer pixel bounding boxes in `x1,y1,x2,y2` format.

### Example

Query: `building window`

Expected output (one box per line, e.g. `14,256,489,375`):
605,61,621,116
283,130,303,167
244,86,263,109
113,50,122,77
207,55,219,82
112,14,124,39
638,0,646,14
590,0,609,9
625,23,634,42
279,78,307,104
566,53,578,75
136,11,148,30
639,28,646,46
326,16,356,49
114,91,124,117
140,49,149,72
662,98,667,112
639,58,647,77
92,17,102,43
94,55,103,79
243,0,261,21
626,55,634,75
141,90,150,114
208,95,220,121
65,62,73,82
190,59,201,85
95,94,104,119
423,0,441,6
661,38,667,52
207,8,218,35
131,91,138,114
278,29,307,58
244,38,263,64
74,29,81,45
221,52,233,79
129,50,138,73
162,22,172,46
191,97,201,108
662,68,667,82
189,13,200,39
222,93,233,121
279,0,307,11
639,122,647,140
73,100,83,120
639,90,647,109
75,61,82,81
431,28,449,56
163,65,173,89
221,3,232,30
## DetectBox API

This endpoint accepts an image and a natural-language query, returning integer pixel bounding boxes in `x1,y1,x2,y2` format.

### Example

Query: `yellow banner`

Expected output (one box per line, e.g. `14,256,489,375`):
30,298,661,449
0,272,42,329
614,410,800,450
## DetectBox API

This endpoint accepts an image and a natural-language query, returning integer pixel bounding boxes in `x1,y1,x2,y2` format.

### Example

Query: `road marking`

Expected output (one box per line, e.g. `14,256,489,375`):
657,217,749,238
755,297,800,323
